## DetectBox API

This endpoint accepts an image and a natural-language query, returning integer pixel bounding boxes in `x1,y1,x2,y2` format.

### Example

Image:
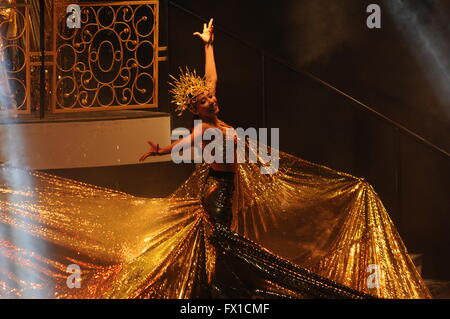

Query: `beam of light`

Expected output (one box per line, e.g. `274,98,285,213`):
0,27,50,298
386,0,450,119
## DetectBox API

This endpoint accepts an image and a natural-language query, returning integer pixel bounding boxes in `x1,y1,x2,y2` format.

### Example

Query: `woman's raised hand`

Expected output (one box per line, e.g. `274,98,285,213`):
139,140,160,162
193,18,214,45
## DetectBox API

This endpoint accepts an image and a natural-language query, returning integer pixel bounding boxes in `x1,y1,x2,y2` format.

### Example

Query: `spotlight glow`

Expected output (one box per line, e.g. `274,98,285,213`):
387,0,450,118
0,44,49,298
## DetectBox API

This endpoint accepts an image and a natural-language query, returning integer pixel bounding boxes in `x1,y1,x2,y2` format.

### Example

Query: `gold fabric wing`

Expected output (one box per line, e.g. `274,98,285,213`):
0,139,431,298
171,138,431,299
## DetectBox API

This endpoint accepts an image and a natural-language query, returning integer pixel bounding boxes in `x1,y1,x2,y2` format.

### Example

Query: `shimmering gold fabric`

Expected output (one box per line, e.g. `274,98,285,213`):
0,140,431,299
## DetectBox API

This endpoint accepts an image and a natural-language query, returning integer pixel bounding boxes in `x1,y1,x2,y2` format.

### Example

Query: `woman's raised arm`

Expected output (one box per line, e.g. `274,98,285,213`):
193,18,217,94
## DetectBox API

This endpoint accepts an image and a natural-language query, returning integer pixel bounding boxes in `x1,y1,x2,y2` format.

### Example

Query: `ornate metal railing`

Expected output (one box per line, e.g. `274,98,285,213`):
52,0,166,112
0,0,31,114
0,0,166,115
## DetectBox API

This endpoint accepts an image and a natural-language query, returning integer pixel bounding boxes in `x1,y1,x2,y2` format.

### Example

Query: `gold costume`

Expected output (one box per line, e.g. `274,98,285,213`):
0,135,431,299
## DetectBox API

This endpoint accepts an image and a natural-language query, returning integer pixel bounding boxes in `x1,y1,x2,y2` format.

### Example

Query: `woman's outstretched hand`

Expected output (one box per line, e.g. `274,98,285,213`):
139,141,160,162
193,18,214,45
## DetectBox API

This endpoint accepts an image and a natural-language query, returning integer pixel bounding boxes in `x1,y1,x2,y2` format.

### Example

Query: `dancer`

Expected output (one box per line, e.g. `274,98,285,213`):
140,18,237,229
0,19,431,299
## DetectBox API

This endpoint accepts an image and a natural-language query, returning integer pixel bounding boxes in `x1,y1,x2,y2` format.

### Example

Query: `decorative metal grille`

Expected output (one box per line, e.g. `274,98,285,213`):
0,1,30,114
52,1,165,113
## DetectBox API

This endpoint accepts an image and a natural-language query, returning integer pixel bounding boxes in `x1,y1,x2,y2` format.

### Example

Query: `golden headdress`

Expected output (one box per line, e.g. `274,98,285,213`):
169,67,211,115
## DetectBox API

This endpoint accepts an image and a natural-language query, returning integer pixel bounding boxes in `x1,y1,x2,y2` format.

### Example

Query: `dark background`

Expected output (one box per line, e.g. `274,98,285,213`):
49,0,450,281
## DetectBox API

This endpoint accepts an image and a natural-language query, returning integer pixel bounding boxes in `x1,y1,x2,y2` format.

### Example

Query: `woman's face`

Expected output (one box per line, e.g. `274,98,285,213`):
195,90,219,120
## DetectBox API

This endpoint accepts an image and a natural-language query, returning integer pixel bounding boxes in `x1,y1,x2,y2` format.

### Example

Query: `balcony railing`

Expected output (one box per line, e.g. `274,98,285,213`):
0,0,167,115
0,0,31,114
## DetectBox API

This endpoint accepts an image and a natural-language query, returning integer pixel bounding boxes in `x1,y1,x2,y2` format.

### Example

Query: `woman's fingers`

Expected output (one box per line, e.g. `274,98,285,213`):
147,141,157,149
140,141,158,161
139,151,153,162
193,19,213,43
